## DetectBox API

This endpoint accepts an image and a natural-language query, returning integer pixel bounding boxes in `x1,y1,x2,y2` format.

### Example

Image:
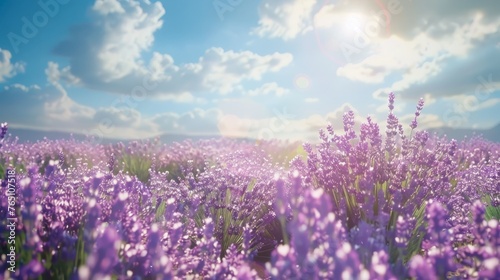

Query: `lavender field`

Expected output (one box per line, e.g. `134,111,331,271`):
1,94,498,279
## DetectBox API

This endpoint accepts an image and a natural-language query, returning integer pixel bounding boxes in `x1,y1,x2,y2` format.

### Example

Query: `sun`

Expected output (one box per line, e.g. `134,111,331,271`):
342,12,366,34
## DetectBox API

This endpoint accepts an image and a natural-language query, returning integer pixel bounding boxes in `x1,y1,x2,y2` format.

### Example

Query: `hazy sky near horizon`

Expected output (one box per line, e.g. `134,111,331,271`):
0,0,499,141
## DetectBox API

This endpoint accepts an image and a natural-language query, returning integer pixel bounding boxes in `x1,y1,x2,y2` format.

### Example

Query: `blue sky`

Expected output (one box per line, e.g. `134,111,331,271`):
0,0,499,141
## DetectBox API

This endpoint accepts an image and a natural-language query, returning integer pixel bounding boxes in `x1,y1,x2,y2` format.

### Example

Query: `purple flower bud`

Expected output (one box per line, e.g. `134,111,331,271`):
410,119,418,129
388,92,395,111
0,122,8,140
410,98,425,130
343,111,355,133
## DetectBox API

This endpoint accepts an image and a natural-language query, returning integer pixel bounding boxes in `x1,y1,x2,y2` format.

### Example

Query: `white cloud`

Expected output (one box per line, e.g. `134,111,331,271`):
0,74,77,129
45,62,81,85
43,64,95,126
257,0,401,44
331,12,500,101
252,0,317,40
422,93,437,106
93,0,126,14
54,0,165,82
3,83,40,92
0,49,25,83
252,0,500,46
53,0,293,100
275,0,500,111
336,33,446,84
2,75,448,142
6,0,499,139
312,4,337,29
148,52,179,82
0,63,158,139
199,48,293,94
94,0,165,81
445,95,500,113
44,91,95,124
469,98,500,111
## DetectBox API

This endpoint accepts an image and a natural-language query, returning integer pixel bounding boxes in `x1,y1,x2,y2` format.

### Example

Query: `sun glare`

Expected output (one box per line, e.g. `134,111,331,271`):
343,12,366,33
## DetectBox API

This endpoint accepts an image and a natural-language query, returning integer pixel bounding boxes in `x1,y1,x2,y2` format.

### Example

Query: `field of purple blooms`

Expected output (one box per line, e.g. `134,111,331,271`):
0,94,499,279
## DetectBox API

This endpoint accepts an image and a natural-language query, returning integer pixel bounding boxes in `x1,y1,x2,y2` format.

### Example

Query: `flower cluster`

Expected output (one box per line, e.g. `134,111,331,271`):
0,93,499,279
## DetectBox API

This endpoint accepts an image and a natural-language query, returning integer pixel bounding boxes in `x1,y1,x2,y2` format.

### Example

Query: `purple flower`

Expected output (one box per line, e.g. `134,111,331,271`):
409,255,438,280
369,251,396,280
410,98,425,129
388,92,395,111
79,226,121,280
0,122,7,139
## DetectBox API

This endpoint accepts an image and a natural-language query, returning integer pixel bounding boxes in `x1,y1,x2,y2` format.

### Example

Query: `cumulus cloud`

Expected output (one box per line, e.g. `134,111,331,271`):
371,41,500,101
0,64,78,129
338,12,499,83
54,0,166,82
43,63,95,127
44,92,95,125
254,0,398,41
327,6,500,102
0,62,157,139
198,48,292,94
0,84,48,127
0,49,25,83
252,0,317,40
45,62,81,85
53,0,293,99
93,0,126,14
270,0,500,42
